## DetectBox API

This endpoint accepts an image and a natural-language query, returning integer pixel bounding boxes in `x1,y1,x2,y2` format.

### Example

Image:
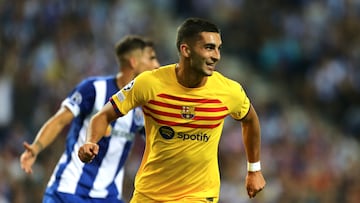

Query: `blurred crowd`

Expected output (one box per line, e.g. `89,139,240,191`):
0,0,359,203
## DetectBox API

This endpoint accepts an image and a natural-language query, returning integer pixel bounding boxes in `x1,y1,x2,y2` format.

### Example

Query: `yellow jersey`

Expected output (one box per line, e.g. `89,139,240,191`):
111,64,250,202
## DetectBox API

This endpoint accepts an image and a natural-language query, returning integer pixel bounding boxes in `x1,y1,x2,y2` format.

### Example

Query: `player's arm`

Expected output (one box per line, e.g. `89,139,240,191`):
241,104,266,198
78,102,122,163
241,104,261,163
20,106,74,174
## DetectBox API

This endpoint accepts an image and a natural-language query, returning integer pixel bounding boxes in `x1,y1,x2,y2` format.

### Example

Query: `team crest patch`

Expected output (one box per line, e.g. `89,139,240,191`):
70,91,82,105
123,79,135,91
181,106,195,119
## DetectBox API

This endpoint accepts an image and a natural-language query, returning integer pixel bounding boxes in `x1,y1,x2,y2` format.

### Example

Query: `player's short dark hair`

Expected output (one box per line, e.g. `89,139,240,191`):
115,35,154,58
176,17,220,51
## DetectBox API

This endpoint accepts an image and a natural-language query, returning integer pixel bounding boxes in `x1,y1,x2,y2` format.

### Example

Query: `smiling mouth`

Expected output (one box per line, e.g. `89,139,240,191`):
206,64,216,70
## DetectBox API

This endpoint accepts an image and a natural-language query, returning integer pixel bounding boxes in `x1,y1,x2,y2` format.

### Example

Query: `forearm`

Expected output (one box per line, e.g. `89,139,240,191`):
86,113,111,143
31,107,73,155
86,102,122,143
241,106,261,163
242,106,266,198
32,120,63,154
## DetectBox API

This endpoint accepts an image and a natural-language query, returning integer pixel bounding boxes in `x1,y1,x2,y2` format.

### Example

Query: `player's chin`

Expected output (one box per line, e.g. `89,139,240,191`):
204,69,214,76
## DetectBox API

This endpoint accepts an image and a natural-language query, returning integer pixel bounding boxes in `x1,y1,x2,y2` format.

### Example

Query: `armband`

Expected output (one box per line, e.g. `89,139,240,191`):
247,161,261,172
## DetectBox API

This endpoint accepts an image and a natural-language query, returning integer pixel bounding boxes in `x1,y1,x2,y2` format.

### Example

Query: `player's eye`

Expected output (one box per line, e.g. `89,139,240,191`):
205,44,215,50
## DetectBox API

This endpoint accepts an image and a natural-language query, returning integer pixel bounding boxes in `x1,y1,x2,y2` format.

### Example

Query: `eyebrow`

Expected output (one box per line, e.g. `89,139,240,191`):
204,43,222,49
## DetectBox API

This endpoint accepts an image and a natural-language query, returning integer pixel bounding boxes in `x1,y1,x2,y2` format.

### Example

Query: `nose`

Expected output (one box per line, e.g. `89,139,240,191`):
212,48,220,62
153,59,160,69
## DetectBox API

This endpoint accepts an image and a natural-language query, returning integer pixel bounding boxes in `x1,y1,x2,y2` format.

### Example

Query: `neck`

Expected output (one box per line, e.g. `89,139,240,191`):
175,63,207,88
116,67,134,89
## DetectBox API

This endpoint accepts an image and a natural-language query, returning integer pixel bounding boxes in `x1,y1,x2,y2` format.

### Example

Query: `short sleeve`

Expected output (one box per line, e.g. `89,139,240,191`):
229,83,251,120
110,71,151,115
61,79,96,117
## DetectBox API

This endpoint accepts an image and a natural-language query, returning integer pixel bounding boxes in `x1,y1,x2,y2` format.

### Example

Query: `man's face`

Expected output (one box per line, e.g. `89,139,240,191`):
134,46,160,75
188,32,222,76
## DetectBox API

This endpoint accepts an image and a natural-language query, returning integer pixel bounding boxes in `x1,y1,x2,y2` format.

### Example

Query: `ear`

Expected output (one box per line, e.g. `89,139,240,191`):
180,44,191,58
129,56,138,69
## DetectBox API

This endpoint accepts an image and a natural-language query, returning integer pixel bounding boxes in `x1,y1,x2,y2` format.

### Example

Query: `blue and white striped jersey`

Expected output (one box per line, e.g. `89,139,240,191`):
45,76,144,201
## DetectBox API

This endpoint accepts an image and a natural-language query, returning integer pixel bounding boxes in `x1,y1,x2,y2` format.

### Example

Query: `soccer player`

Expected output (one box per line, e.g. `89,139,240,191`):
20,35,160,203
78,18,266,202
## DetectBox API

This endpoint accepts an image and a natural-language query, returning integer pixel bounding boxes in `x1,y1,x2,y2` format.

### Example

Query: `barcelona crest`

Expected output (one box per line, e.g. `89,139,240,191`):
181,106,195,119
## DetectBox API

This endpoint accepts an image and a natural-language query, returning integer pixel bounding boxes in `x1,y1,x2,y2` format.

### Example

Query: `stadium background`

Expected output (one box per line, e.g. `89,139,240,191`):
0,0,359,202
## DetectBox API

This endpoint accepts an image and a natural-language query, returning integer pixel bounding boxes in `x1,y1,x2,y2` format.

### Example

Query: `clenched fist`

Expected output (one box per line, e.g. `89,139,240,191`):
78,142,99,163
246,171,266,198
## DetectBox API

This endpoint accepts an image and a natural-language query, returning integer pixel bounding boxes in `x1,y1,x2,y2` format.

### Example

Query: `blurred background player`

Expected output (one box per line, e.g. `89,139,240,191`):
19,35,160,203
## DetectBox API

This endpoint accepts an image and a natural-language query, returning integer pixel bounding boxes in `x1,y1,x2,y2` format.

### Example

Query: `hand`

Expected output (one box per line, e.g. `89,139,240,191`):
78,142,99,163
20,141,37,174
245,171,266,198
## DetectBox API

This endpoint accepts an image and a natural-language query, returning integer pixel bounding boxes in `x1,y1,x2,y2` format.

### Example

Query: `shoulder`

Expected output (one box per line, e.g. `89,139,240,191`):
144,64,175,76
209,71,248,100
83,75,114,83
135,64,175,83
211,71,242,88
76,75,114,87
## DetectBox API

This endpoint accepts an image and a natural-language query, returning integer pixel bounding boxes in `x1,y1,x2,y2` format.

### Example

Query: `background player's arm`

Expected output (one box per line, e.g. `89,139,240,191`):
240,104,266,198
20,106,74,174
78,102,122,163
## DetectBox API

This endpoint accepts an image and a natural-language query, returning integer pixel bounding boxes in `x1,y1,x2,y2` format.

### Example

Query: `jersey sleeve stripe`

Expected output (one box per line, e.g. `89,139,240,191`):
109,98,123,116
